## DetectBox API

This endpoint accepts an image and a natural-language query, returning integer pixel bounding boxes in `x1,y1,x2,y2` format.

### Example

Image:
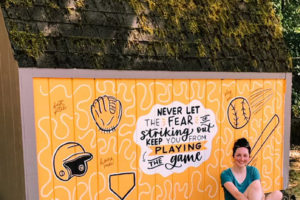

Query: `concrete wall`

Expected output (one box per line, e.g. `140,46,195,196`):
0,9,25,200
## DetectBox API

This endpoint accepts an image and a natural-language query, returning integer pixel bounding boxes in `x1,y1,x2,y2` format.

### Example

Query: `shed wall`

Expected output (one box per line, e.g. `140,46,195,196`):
0,9,25,200
21,71,290,200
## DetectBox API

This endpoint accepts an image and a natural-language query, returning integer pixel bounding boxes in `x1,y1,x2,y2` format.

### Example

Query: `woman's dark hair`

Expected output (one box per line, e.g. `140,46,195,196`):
232,137,251,157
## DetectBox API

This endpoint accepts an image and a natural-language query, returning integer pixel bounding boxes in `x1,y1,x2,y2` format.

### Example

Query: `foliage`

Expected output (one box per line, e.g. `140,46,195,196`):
272,0,300,117
292,65,300,118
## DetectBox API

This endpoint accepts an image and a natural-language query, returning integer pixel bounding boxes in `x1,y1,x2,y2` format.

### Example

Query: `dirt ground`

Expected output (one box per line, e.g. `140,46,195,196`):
285,145,300,199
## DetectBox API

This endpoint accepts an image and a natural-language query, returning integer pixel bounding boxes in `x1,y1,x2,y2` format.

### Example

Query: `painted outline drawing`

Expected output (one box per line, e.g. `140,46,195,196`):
227,97,251,129
248,114,280,165
249,88,273,115
91,95,122,133
109,172,136,200
53,142,93,181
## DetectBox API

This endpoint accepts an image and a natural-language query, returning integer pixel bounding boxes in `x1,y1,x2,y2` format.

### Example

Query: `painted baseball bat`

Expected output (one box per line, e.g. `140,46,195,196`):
248,114,279,165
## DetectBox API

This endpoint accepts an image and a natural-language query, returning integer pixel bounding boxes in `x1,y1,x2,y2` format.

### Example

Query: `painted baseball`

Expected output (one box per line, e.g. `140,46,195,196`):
227,97,251,129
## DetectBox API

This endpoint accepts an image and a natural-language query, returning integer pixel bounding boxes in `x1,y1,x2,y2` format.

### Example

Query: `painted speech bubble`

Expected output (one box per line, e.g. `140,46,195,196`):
134,100,218,177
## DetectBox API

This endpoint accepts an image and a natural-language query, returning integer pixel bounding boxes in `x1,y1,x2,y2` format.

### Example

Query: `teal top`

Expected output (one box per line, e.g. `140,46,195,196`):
220,166,260,200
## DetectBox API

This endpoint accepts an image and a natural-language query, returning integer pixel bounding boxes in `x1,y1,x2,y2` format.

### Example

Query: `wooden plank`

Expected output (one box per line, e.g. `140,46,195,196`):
154,79,173,200
116,79,137,200
135,79,156,200
18,68,289,80
94,79,118,200
260,80,277,193
248,80,264,179
283,74,292,188
274,80,285,190
172,79,189,200
73,79,98,200
189,79,206,200
0,9,25,200
49,78,76,200
33,78,54,200
234,80,251,140
219,79,236,200
203,80,221,200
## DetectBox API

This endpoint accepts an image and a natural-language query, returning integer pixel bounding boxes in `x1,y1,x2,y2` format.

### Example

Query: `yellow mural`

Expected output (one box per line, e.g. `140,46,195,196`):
33,78,286,200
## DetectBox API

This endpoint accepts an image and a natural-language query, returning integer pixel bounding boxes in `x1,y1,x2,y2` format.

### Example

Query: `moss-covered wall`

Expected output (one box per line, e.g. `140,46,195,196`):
0,0,292,71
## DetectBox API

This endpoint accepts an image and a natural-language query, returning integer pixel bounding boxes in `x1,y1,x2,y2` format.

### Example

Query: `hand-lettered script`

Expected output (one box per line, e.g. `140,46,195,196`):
134,100,217,177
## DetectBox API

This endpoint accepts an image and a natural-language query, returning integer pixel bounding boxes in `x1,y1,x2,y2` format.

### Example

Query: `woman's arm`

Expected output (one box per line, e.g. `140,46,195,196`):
223,182,248,200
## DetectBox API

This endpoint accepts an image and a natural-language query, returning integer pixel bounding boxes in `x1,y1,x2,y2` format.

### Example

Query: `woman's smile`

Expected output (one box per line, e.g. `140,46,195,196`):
233,147,250,168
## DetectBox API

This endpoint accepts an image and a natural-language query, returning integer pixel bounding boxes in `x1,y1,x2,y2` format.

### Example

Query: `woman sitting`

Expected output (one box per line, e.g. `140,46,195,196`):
220,137,283,200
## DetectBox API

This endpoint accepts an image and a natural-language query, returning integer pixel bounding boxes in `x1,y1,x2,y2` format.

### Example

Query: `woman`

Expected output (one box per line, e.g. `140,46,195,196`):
220,138,283,200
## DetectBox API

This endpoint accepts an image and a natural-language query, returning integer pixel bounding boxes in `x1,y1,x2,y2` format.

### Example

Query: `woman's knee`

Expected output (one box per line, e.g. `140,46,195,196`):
275,190,283,199
248,180,263,191
244,180,264,199
266,190,283,200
